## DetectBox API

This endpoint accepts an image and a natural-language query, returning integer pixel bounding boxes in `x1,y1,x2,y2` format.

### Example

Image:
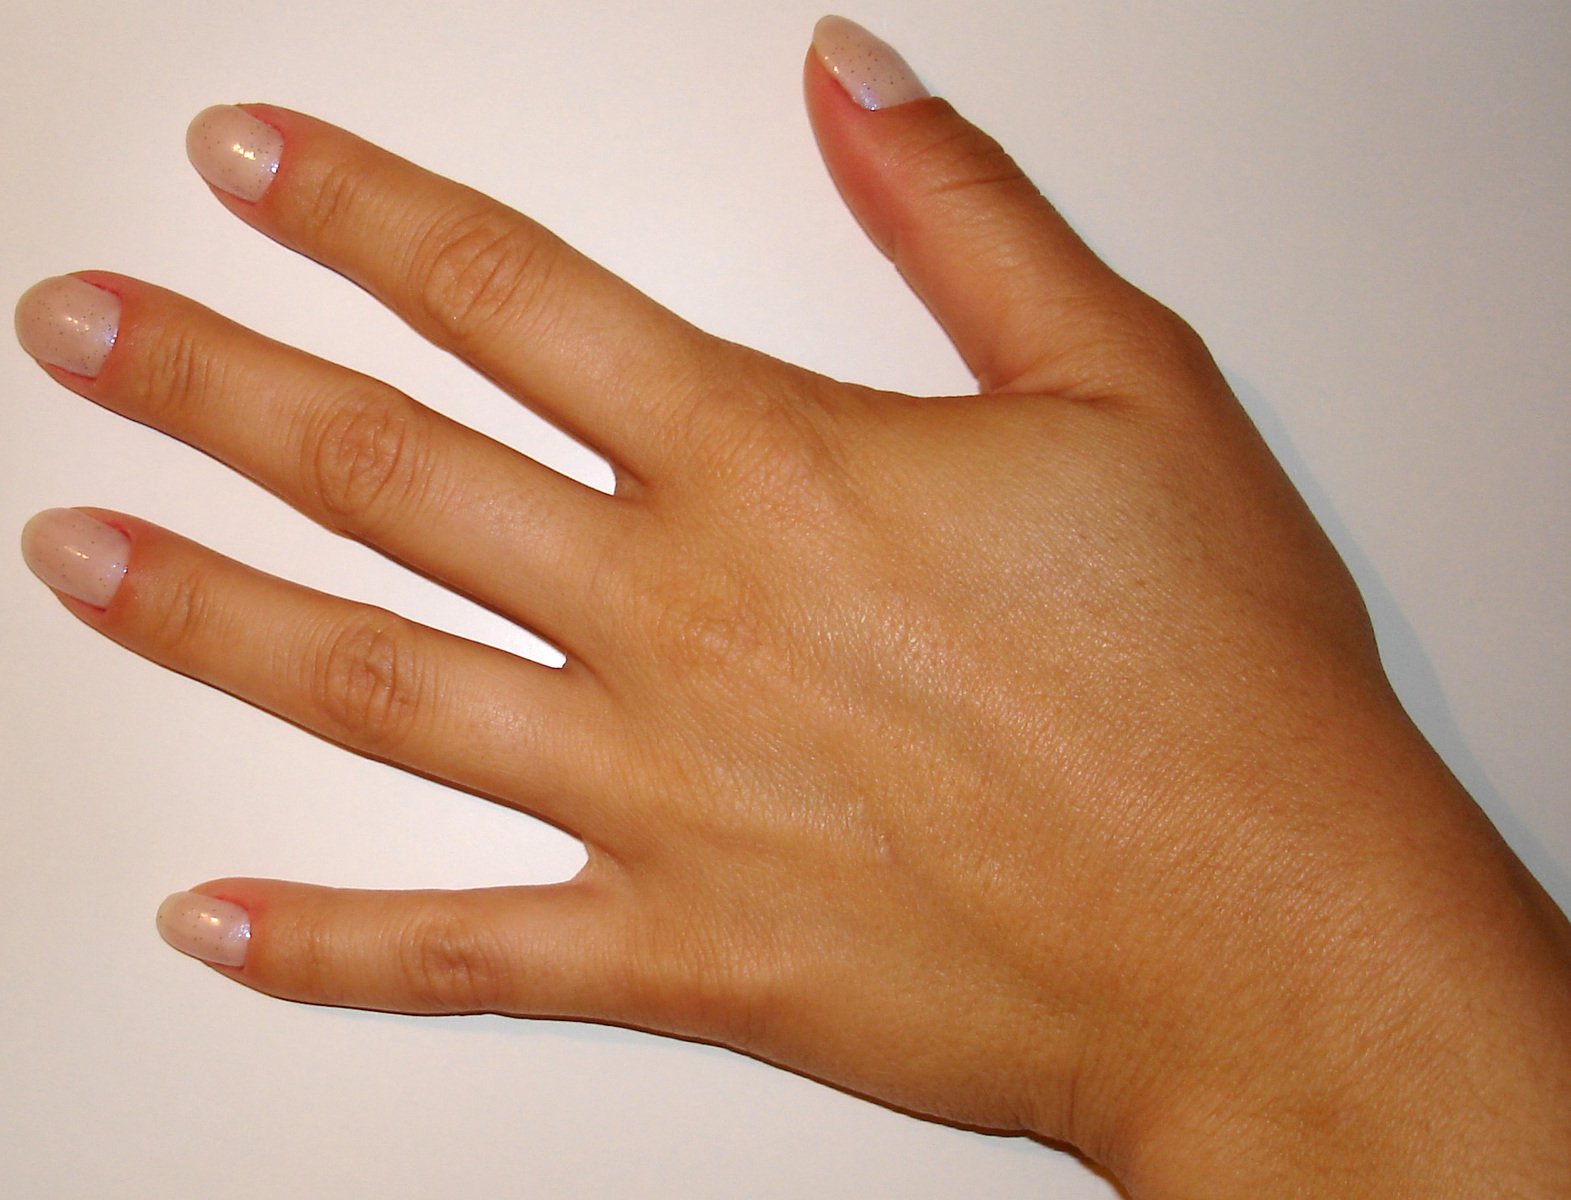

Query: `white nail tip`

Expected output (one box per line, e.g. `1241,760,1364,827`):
186,105,283,203
20,508,130,609
157,892,251,968
14,276,121,377
813,15,930,111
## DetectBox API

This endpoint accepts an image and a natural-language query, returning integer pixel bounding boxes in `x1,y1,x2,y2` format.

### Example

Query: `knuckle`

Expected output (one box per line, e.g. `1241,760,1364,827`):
633,915,776,1048
1147,303,1218,375
308,612,426,750
397,901,510,1012
142,564,222,662
284,904,344,1000
644,572,763,678
692,375,853,514
737,411,843,503
407,204,552,344
899,120,1031,208
1105,295,1223,396
302,157,368,242
134,321,222,427
304,390,430,534
682,958,771,1048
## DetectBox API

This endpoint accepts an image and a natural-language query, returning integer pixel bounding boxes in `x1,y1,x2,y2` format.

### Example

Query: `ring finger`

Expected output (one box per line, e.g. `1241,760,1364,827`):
20,508,611,827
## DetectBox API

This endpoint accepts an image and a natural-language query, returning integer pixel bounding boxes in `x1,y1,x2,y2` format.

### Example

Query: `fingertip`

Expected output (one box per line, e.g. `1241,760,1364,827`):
185,104,283,204
20,507,131,610
810,15,931,112
156,888,252,969
14,273,121,379
802,22,1137,394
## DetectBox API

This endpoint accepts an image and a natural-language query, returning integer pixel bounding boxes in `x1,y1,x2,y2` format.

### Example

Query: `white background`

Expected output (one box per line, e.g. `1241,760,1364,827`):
2,2,1566,1197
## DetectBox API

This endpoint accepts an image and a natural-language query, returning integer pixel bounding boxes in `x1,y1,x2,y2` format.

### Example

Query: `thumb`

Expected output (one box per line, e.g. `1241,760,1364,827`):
805,16,1155,395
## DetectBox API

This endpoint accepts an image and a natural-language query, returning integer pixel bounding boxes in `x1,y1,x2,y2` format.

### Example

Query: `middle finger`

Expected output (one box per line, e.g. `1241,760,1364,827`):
186,104,738,481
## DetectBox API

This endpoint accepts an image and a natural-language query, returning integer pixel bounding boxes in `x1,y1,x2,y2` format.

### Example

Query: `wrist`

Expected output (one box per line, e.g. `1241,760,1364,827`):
1065,726,1571,1197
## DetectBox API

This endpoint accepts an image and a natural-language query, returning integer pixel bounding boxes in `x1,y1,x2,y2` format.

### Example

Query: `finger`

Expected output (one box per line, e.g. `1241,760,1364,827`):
156,878,628,1018
804,16,1184,397
184,103,732,477
15,272,623,649
21,509,608,824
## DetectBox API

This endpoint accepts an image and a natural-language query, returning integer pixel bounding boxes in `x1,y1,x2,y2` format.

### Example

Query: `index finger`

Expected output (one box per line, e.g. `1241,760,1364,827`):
185,103,729,479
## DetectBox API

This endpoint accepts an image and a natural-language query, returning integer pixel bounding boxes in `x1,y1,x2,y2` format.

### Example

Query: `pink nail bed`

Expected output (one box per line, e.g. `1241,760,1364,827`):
14,276,120,377
813,15,930,111
21,508,130,609
186,105,283,202
157,892,251,968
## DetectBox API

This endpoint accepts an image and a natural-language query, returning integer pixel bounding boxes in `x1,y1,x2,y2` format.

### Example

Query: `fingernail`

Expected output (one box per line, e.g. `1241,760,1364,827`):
14,276,120,377
186,104,283,202
157,892,251,968
813,15,930,111
21,508,130,608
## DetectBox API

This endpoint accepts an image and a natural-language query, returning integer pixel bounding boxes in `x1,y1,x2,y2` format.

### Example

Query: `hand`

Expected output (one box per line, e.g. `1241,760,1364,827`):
17,18,1571,1198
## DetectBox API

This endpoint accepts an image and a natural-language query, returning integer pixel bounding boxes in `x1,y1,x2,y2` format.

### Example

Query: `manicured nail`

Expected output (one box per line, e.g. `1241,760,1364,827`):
21,508,130,608
157,892,251,968
14,276,120,377
813,15,930,111
186,105,283,202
